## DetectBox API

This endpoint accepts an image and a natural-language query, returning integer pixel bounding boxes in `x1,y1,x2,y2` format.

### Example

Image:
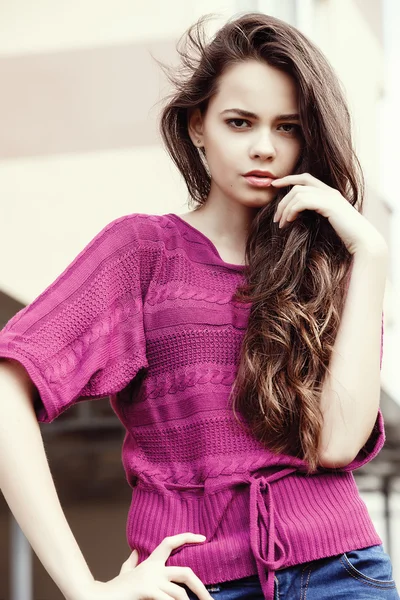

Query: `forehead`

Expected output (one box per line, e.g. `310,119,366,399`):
209,59,299,115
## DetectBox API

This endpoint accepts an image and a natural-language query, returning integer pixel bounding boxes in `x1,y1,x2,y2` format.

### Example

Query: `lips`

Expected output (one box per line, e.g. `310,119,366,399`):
243,172,275,188
244,170,276,178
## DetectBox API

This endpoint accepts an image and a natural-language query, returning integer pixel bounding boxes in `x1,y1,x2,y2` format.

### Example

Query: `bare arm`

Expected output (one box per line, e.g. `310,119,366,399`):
0,359,95,600
318,246,388,467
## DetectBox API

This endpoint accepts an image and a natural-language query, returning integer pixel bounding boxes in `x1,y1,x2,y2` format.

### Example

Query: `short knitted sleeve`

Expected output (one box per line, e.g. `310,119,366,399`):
0,214,148,423
330,310,385,472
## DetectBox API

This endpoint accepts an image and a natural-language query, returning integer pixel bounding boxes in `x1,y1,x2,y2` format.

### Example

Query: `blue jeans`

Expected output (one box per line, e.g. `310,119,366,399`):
180,544,399,599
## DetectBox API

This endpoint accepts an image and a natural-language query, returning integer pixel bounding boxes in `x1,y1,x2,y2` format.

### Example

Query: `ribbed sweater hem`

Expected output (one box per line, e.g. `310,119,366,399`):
127,471,381,586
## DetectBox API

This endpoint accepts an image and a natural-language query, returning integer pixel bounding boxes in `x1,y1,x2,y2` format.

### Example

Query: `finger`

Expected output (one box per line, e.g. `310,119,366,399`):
271,172,328,189
151,533,207,564
280,199,303,227
161,581,191,599
133,588,174,600
119,549,138,574
165,567,213,600
279,188,318,223
273,188,297,222
273,185,315,222
154,591,176,600
281,197,314,228
274,186,308,222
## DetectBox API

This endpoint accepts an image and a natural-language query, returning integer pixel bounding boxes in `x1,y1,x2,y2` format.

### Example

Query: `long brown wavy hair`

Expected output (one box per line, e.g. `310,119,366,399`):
157,12,363,474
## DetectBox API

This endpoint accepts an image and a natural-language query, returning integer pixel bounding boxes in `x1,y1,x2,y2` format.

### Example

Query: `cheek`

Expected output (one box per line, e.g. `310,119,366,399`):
282,139,302,166
205,135,237,171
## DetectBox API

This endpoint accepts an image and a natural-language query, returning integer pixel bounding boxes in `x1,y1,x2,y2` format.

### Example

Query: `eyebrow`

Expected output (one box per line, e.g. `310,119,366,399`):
220,108,300,120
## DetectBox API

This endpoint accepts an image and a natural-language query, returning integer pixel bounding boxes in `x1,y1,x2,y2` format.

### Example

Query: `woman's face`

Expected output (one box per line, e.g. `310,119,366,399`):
188,59,304,210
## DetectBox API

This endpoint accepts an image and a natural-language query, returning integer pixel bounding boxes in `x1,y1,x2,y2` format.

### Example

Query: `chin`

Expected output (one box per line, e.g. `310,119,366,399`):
243,193,274,205
237,199,272,211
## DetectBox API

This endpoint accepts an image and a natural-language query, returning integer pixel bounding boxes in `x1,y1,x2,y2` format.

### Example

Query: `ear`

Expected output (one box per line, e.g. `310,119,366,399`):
187,108,204,148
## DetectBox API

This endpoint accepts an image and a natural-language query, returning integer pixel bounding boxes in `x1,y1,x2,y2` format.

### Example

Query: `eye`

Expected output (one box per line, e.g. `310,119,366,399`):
278,123,301,135
226,118,251,129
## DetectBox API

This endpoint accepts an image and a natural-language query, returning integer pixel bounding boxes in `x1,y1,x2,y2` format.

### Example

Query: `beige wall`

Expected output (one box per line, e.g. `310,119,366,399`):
0,1,237,304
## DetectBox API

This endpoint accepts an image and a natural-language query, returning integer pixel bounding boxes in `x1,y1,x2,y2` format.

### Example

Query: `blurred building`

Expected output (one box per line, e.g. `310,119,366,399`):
0,1,398,598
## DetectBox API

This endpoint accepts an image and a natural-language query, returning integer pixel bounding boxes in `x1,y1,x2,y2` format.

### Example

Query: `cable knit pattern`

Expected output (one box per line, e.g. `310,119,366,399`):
0,212,385,600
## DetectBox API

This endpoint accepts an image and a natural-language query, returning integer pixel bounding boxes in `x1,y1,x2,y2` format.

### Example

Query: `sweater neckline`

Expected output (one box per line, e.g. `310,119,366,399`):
165,213,247,272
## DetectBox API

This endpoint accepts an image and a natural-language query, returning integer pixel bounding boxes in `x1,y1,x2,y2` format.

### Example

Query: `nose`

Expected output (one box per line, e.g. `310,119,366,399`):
249,130,276,160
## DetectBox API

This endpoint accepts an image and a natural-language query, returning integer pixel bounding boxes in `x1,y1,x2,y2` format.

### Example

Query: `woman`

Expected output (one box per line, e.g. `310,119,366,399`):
0,11,397,600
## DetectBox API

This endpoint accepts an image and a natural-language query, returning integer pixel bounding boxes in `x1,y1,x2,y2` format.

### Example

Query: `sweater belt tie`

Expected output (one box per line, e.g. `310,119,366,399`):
245,467,297,600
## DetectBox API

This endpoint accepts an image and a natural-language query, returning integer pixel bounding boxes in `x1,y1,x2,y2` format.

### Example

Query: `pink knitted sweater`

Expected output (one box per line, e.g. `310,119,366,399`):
0,212,385,600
